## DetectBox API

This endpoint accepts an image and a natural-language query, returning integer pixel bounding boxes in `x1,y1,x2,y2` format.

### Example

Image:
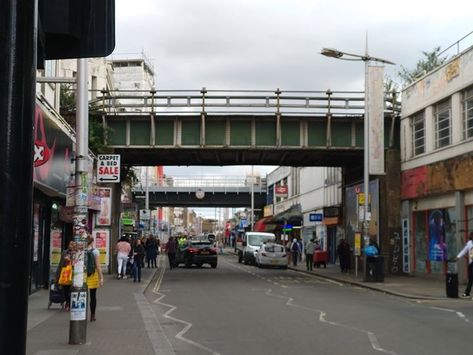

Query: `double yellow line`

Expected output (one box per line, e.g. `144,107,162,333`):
153,255,166,294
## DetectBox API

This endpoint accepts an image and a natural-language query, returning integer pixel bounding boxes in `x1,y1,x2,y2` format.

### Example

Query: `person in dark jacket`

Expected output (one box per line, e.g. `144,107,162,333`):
132,239,145,282
165,237,178,270
145,235,158,268
337,238,351,273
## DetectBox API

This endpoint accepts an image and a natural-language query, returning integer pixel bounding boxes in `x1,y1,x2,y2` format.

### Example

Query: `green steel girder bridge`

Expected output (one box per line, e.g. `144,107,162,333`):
91,88,400,168
132,176,267,208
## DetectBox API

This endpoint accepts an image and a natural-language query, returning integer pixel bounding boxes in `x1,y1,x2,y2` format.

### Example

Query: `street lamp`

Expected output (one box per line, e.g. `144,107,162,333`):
321,46,394,279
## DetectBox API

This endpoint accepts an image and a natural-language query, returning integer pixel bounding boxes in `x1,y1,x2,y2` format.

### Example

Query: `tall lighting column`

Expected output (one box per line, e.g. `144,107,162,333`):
320,47,394,279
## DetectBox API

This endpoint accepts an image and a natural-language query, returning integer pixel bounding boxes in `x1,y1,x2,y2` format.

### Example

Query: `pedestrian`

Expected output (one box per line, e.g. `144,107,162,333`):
297,238,303,262
55,240,76,310
304,238,315,271
456,232,473,298
290,238,301,267
116,235,131,279
145,235,158,268
337,238,351,273
132,239,145,282
86,234,103,322
218,239,224,255
165,236,178,270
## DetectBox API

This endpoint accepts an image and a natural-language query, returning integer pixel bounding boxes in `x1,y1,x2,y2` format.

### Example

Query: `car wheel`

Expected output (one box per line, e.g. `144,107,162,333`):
210,263,217,269
185,259,192,268
282,265,288,270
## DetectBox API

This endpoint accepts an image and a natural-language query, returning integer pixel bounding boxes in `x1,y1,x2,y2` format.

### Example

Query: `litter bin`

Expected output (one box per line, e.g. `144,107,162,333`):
364,256,384,282
446,260,458,298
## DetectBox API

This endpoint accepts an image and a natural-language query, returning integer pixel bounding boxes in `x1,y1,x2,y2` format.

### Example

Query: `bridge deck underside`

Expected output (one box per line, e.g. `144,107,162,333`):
118,147,363,167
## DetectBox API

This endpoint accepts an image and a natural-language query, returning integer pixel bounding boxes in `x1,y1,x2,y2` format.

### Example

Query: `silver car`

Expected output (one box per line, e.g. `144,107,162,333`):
255,242,288,269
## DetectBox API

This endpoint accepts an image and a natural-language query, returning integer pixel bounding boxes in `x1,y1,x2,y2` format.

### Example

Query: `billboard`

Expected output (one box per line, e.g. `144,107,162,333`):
33,101,75,195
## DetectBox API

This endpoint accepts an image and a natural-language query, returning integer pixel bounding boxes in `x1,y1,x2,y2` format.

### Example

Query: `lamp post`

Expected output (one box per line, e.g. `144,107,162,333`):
321,46,394,280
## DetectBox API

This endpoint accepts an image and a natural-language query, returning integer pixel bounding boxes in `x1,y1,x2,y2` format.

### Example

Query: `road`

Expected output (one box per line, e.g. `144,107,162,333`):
144,254,473,355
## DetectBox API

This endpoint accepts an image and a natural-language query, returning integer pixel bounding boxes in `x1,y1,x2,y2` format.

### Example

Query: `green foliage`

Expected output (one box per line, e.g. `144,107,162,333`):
89,115,113,155
60,84,76,113
398,47,448,85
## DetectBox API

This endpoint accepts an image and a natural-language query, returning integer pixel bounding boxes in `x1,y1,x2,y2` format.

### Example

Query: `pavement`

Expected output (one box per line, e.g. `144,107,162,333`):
27,267,160,355
26,250,466,354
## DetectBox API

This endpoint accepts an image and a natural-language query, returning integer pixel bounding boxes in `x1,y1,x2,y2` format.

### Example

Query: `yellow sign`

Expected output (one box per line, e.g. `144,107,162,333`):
357,193,371,205
354,232,361,256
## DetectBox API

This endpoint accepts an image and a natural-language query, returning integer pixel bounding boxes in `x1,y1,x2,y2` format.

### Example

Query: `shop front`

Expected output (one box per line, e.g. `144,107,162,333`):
402,158,473,276
32,99,75,292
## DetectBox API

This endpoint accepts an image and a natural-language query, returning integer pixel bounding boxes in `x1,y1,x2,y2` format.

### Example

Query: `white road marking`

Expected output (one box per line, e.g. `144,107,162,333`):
152,257,221,355
430,306,471,323
264,288,399,354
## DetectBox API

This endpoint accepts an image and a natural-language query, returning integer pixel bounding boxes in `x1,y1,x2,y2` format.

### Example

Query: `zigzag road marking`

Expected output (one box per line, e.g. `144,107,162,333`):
152,257,221,355
263,288,399,355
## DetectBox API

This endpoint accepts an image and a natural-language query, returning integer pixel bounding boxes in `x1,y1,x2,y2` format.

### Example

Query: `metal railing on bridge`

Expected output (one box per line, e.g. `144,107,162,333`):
90,88,400,117
133,176,267,194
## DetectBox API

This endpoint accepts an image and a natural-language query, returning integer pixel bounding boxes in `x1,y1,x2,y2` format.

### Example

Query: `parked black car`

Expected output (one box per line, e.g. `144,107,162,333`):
175,240,218,268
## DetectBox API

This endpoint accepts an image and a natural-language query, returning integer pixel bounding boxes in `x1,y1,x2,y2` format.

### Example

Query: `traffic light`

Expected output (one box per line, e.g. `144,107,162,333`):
38,0,115,64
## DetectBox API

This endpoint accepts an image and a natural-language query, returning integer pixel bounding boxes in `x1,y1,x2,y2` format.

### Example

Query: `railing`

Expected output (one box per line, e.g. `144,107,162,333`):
90,88,400,117
133,176,267,191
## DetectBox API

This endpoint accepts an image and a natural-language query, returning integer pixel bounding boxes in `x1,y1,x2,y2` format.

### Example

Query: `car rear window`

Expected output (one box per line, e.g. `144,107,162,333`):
264,245,284,253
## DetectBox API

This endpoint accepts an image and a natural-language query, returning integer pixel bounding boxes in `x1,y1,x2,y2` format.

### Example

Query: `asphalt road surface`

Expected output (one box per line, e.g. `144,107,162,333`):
143,254,473,355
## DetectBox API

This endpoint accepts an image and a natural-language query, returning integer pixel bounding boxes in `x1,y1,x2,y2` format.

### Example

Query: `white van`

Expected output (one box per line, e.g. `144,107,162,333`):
237,232,276,265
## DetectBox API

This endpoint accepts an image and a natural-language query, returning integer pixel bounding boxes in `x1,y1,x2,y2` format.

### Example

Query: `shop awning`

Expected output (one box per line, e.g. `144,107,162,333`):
253,216,280,232
273,204,303,226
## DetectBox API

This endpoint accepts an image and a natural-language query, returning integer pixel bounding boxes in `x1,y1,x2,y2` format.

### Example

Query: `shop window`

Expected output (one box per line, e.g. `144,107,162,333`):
410,111,425,156
462,87,473,140
467,205,473,239
434,99,451,149
415,211,427,272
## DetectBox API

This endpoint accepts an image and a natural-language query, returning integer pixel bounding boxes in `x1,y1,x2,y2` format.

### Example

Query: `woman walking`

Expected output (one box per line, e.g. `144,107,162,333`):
116,235,131,279
86,234,103,322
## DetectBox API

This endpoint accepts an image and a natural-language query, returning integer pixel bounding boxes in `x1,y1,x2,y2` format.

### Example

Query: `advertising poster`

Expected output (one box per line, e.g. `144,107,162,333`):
70,291,87,321
93,229,109,267
428,209,447,262
72,251,85,287
33,204,40,262
50,228,63,267
96,187,112,226
33,102,74,195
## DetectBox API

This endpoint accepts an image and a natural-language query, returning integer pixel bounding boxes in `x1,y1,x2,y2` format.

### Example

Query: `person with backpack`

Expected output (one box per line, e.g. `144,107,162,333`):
456,232,473,298
86,234,103,322
290,238,301,267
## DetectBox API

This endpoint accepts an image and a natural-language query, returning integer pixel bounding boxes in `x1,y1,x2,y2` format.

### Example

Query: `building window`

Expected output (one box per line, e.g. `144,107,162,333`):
44,60,56,77
410,112,425,156
463,87,473,140
434,99,451,149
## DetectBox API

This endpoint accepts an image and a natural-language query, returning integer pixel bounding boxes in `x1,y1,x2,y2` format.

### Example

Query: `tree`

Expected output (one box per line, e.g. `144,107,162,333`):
398,47,448,85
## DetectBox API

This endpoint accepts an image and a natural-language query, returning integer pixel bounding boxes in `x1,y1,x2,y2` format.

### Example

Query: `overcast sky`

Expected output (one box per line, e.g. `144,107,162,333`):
114,0,472,216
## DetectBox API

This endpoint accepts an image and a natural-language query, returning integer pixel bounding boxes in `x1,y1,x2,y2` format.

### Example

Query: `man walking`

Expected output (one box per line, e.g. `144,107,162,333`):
290,238,301,267
165,237,178,270
456,232,473,297
304,238,315,271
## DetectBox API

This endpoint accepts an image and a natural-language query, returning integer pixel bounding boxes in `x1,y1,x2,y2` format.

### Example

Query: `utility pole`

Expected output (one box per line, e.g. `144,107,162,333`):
0,2,36,353
69,58,89,344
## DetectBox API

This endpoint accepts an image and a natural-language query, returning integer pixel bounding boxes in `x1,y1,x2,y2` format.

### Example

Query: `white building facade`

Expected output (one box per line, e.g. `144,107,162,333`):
400,45,473,278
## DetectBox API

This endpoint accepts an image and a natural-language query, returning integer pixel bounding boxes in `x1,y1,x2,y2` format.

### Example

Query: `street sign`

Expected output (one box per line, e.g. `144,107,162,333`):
309,213,323,222
97,154,120,183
